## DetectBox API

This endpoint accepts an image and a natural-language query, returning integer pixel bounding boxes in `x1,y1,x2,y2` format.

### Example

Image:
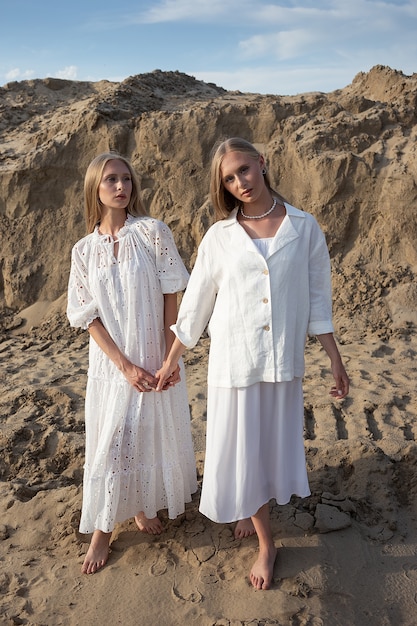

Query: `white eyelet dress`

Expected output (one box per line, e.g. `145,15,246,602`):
67,215,197,534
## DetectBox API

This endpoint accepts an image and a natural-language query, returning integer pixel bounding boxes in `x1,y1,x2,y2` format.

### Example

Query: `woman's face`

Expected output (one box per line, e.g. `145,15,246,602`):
98,159,132,212
220,151,265,205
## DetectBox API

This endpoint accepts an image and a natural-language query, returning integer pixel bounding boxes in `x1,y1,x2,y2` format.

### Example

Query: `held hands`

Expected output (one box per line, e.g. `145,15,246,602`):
155,361,180,392
124,363,158,392
159,363,181,390
88,319,180,393
123,361,181,392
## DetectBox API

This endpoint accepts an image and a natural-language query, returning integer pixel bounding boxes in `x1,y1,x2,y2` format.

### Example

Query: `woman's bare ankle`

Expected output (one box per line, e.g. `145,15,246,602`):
135,512,163,535
81,530,112,575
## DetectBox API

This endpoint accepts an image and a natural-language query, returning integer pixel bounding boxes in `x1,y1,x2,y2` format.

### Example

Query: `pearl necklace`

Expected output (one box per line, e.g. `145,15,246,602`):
240,198,277,220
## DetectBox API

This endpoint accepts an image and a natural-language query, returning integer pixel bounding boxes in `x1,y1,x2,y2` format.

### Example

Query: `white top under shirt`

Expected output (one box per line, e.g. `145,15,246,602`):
252,237,274,257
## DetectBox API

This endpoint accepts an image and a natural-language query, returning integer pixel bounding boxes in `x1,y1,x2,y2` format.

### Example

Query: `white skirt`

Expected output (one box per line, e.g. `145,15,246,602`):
199,378,310,523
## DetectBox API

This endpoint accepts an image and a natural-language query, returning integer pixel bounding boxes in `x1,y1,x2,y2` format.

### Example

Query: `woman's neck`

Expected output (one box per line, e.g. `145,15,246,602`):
240,188,275,215
99,210,127,237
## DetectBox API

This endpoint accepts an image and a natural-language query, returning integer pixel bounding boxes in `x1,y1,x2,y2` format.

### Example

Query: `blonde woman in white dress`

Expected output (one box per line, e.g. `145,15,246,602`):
67,153,197,574
156,137,349,590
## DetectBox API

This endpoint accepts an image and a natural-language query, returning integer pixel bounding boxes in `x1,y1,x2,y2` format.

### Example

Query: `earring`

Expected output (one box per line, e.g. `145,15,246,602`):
262,168,267,175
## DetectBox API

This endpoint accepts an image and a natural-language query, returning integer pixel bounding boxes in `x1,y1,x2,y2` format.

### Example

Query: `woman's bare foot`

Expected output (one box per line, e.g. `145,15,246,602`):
250,545,277,590
235,518,257,539
81,530,112,575
135,512,163,534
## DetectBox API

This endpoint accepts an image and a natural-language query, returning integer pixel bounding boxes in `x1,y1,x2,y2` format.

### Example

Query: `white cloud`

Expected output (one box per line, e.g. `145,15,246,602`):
137,0,252,23
81,0,236,30
193,63,365,96
138,0,416,27
5,68,21,81
235,0,417,68
5,68,35,82
84,0,417,54
240,29,319,61
255,0,417,29
255,3,327,26
54,66,78,80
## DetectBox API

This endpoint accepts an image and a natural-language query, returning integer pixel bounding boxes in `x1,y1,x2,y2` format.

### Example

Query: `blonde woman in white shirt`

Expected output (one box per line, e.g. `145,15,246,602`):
156,137,349,590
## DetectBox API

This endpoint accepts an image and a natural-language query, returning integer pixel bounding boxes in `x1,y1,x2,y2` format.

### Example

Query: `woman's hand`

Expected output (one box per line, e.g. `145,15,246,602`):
124,363,158,392
155,361,180,392
161,363,181,390
154,337,186,391
87,319,159,392
329,359,350,399
316,333,349,400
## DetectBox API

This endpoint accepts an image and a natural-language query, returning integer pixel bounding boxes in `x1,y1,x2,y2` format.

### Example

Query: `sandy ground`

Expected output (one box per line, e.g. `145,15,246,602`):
1,316,417,626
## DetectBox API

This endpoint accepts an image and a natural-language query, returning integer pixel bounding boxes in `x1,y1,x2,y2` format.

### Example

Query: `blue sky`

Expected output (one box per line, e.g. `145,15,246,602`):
1,0,416,95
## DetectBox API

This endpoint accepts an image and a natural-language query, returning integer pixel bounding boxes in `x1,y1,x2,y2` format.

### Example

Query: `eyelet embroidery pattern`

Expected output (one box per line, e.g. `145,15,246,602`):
67,216,196,533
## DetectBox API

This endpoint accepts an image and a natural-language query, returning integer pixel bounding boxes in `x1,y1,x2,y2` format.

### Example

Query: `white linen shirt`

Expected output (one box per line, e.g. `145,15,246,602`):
172,203,334,388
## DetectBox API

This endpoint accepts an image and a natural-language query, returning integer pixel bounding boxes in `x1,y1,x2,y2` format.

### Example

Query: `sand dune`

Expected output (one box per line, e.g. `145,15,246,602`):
1,65,417,625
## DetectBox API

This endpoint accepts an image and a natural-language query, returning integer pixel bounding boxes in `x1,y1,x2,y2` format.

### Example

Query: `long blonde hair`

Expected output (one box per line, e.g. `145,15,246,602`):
209,137,283,220
84,152,147,233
